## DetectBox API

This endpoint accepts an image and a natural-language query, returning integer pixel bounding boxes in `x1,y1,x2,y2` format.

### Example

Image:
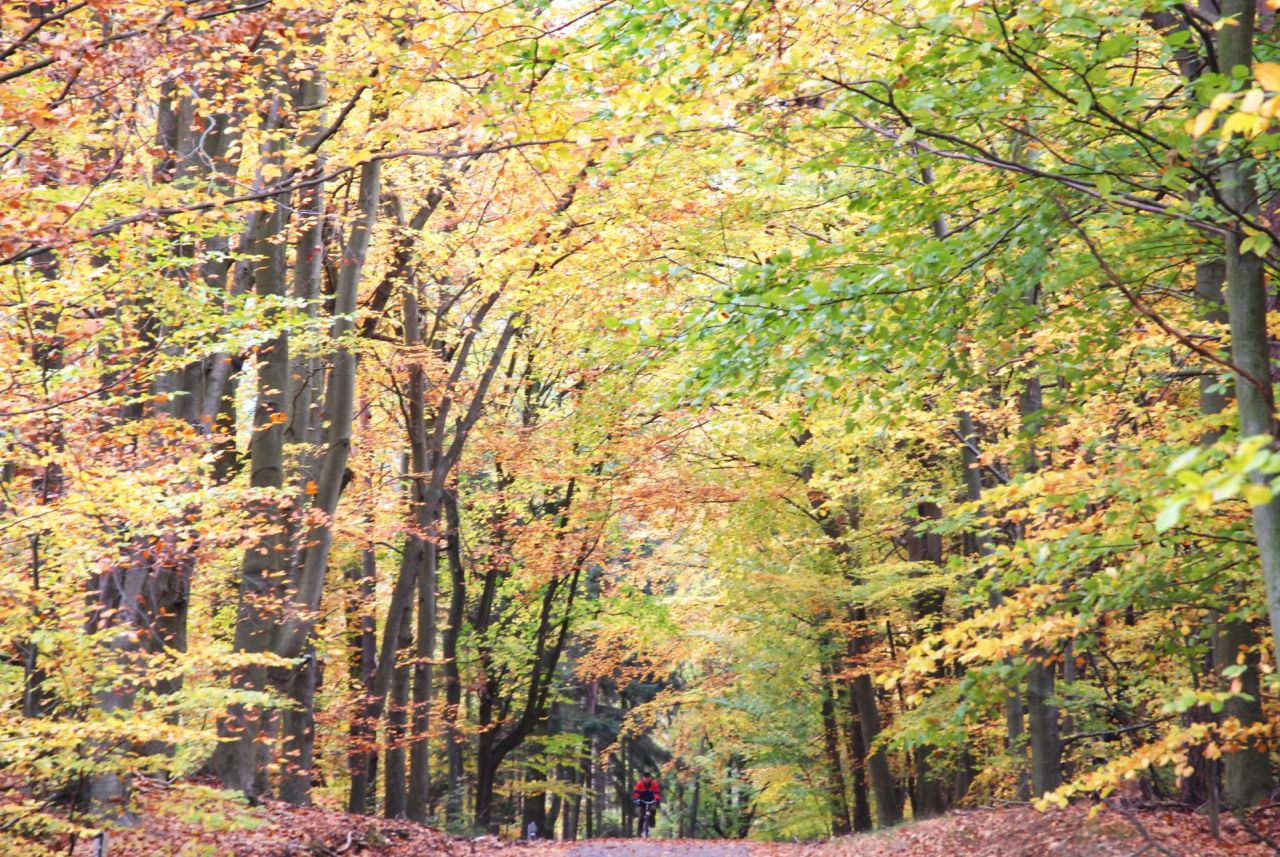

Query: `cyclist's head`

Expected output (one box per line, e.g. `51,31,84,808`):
644,772,655,779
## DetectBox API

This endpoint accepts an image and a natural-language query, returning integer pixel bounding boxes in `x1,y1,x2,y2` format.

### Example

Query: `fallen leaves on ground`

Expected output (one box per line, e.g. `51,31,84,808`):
4,780,1274,857
812,803,1280,857
62,778,466,857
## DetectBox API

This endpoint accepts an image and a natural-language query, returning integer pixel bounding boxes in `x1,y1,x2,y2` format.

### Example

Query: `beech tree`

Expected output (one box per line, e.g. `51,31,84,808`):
9,0,1280,850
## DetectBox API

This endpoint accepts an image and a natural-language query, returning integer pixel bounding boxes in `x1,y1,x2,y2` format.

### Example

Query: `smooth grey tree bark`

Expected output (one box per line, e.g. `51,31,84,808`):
208,89,294,798
1019,369,1062,797
1219,0,1280,673
1190,260,1274,807
400,248,439,823
277,51,332,808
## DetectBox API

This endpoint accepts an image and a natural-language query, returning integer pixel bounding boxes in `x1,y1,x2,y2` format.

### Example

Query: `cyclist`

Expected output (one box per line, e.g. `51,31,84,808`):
633,772,661,834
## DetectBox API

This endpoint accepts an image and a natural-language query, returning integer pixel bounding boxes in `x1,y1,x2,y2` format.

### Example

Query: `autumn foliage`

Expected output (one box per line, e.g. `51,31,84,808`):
6,0,1280,854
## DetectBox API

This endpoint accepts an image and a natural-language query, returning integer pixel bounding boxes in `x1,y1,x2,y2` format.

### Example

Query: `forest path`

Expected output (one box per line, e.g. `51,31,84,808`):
565,839,763,857
507,804,1280,857
552,839,795,857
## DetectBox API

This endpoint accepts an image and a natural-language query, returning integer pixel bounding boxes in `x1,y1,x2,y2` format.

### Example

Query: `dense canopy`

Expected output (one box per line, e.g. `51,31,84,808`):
5,0,1280,851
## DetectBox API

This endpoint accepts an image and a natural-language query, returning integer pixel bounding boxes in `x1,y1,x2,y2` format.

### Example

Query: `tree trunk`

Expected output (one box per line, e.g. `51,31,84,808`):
1218,0,1280,674
1026,656,1061,796
1215,618,1274,806
246,151,377,805
347,548,379,814
820,660,853,835
363,309,516,820
592,739,604,837
1188,259,1275,805
586,678,601,838
850,664,900,826
209,90,294,798
278,646,318,805
406,530,436,822
958,409,1026,777
475,753,499,832
522,762,548,840
566,764,581,841
688,753,701,839
385,594,413,818
903,500,948,818
547,787,561,841
405,275,439,823
273,156,380,661
1019,343,1061,798
442,491,467,826
844,683,872,832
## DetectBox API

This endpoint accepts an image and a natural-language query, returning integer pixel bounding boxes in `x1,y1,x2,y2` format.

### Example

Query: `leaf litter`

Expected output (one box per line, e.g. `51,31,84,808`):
39,789,1279,857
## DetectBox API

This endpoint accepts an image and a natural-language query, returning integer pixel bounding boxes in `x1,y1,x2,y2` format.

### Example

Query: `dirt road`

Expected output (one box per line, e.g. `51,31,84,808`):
513,839,803,857
507,805,1280,857
561,839,763,857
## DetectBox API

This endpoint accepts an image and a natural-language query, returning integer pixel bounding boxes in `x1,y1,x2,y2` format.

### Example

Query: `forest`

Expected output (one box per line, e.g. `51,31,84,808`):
5,0,1280,854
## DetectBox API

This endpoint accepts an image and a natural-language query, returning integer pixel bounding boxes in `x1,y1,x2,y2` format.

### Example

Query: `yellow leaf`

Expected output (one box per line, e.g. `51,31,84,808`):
1244,482,1272,506
1255,62,1280,91
1222,111,1264,138
1241,89,1265,113
1190,108,1217,138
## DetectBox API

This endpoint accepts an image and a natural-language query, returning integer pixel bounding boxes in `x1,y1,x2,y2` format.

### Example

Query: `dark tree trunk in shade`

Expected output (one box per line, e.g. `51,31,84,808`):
1017,309,1061,798
278,647,318,805
688,752,701,839
819,660,853,835
903,499,949,818
347,548,379,814
522,764,547,839
407,528,437,822
385,595,413,818
547,789,561,840
850,646,900,826
843,683,872,832
442,491,467,825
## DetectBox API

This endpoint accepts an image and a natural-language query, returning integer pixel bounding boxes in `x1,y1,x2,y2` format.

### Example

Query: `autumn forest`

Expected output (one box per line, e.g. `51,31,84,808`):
7,0,1280,854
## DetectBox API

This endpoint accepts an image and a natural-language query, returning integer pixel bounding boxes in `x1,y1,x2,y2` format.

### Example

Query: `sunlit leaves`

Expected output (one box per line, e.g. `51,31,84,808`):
1157,435,1280,532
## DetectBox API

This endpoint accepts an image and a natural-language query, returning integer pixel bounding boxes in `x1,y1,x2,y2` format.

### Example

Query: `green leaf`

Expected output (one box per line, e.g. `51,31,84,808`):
1167,447,1202,474
1241,232,1273,257
1155,499,1187,533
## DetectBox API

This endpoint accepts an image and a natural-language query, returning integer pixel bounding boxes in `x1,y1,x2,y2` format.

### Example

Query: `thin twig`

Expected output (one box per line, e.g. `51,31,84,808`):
949,428,1010,485
1061,716,1175,746
1105,800,1185,857
305,85,371,156
1052,198,1272,400
1234,811,1280,853
0,2,89,64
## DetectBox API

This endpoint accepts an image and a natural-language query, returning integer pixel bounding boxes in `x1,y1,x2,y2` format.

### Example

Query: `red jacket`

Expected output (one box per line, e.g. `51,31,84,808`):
633,777,661,802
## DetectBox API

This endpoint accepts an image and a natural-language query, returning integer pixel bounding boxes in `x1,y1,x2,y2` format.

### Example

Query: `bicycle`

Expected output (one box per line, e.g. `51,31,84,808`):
635,798,658,838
